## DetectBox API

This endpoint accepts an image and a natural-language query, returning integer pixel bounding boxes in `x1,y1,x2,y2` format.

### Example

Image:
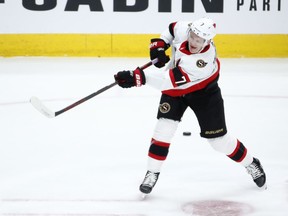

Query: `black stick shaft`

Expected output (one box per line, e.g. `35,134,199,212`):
54,59,157,117
55,82,117,116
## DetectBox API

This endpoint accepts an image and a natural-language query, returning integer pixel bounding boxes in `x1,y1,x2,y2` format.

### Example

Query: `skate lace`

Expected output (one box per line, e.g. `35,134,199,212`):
246,163,263,179
143,172,158,186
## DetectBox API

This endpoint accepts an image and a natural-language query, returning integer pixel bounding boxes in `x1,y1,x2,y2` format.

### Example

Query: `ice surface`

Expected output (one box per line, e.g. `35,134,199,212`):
0,57,288,216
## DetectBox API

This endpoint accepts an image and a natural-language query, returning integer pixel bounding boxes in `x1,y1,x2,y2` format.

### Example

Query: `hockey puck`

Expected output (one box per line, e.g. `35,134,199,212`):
183,131,191,136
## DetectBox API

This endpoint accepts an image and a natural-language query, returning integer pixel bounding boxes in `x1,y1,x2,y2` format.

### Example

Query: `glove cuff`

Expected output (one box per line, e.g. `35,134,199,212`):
134,67,146,87
150,38,170,50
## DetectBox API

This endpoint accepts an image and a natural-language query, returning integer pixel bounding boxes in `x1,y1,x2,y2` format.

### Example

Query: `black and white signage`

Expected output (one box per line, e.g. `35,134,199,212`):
0,0,286,33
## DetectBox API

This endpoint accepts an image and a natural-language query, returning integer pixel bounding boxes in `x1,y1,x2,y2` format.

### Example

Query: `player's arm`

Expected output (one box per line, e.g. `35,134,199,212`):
149,22,176,68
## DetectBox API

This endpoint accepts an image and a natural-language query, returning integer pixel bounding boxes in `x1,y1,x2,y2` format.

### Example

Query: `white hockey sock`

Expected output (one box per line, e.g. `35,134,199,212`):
147,157,164,173
207,133,253,167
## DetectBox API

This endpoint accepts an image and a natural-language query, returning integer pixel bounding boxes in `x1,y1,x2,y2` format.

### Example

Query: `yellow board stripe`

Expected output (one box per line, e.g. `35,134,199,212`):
0,34,287,57
215,34,288,58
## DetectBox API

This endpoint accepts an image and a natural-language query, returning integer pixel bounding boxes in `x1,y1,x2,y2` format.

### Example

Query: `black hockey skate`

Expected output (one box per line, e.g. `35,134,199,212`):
139,171,160,194
246,158,267,189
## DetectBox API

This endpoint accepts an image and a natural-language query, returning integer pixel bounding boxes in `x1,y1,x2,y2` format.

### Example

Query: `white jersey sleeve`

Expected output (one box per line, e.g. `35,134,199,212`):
160,28,174,45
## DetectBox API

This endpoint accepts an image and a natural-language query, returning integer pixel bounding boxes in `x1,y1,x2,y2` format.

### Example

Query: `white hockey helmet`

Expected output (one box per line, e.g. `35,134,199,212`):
189,17,216,40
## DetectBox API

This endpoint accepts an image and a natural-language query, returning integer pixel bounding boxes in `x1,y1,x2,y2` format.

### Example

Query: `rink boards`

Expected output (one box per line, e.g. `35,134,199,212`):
0,34,287,58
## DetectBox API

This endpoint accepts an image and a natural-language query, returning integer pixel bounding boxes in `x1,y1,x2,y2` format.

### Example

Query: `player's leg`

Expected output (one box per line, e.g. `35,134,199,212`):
187,83,266,188
139,94,187,194
207,134,266,188
139,118,178,194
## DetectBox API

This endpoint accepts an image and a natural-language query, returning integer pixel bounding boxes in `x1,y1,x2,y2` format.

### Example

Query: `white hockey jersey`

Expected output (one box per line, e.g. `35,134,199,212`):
145,21,220,97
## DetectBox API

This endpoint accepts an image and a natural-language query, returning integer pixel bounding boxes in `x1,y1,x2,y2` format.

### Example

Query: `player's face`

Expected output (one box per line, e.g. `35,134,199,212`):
188,31,205,53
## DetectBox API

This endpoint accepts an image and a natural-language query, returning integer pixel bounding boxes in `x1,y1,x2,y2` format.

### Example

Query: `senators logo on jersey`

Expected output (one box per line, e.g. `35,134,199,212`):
196,59,208,68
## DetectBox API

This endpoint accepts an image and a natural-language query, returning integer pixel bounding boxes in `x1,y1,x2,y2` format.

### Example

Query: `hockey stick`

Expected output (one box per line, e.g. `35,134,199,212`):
30,58,158,118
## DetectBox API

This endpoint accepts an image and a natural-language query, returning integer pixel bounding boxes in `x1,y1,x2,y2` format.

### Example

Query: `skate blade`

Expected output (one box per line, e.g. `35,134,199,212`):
140,193,148,200
260,183,267,190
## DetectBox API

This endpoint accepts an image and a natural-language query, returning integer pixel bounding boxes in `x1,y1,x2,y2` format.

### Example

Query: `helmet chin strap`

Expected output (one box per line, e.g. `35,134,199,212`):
196,39,211,53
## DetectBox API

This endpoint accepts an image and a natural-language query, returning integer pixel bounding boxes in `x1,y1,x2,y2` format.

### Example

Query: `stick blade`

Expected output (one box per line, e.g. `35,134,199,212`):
30,96,55,118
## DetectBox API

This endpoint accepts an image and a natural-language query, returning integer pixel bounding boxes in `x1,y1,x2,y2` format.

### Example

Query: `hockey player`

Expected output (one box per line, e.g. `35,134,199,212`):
114,17,266,195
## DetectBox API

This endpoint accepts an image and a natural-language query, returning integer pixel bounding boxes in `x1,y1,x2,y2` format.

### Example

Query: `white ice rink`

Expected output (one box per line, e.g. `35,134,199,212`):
0,57,288,216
